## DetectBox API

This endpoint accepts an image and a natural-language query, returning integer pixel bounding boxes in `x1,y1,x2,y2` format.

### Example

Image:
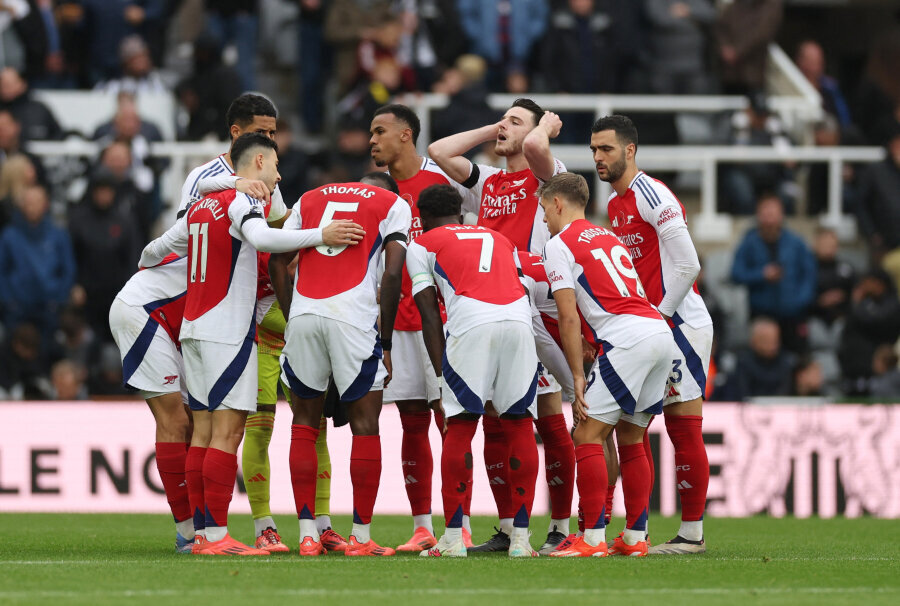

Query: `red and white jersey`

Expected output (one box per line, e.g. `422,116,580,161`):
518,250,561,345
601,171,712,329
470,157,565,255
543,219,669,349
178,189,266,344
406,224,531,336
391,158,477,331
180,154,233,212
285,182,411,327
115,254,187,344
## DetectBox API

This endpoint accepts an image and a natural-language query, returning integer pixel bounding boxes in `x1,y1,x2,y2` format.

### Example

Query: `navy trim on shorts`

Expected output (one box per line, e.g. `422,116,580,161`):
595,340,637,415
282,356,325,399
188,391,206,411
442,349,484,414
506,365,538,416
207,317,255,410
121,316,158,388
341,334,383,402
671,313,707,397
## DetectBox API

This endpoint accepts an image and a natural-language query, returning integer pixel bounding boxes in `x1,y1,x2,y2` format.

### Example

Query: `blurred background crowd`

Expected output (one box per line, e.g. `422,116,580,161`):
0,0,898,403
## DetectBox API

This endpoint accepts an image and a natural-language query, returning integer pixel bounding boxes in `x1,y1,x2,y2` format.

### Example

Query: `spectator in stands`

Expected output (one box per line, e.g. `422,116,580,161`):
0,153,38,230
794,40,852,129
856,119,900,289
95,35,168,96
53,305,97,372
432,54,498,144
0,322,54,400
0,0,31,76
68,169,142,341
792,356,825,398
324,0,394,94
0,184,75,333
0,67,63,141
203,0,257,93
869,344,900,400
718,92,795,215
272,117,308,207
409,0,467,74
176,33,243,141
0,110,46,184
714,0,782,96
730,317,795,400
854,28,900,146
839,269,900,396
336,56,407,130
32,0,71,89
806,115,862,216
50,359,88,400
296,0,328,134
456,0,549,91
95,140,154,238
731,193,816,354
89,342,129,396
539,0,616,95
355,16,418,92
643,0,716,96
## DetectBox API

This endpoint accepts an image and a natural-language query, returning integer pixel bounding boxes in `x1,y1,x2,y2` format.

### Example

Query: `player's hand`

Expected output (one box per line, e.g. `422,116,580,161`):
762,263,782,282
573,375,588,423
432,397,448,435
540,111,563,139
383,350,392,387
322,220,365,246
236,178,271,203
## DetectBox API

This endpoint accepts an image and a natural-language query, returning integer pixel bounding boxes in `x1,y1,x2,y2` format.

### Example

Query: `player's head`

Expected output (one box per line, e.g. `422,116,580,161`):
496,98,543,157
226,93,278,142
537,172,589,236
231,132,280,192
590,114,638,184
417,184,462,231
369,104,421,167
361,171,400,194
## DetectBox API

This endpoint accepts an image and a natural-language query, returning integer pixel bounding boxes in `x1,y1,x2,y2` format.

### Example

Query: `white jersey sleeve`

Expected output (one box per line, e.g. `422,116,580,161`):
227,192,266,238
140,216,189,268
543,236,576,293
179,156,232,213
537,158,567,185
406,240,435,296
467,162,503,208
383,196,413,241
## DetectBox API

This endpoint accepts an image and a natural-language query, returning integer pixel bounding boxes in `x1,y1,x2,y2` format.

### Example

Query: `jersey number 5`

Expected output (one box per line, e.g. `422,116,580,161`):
456,232,494,272
316,201,359,256
189,222,209,283
591,244,646,298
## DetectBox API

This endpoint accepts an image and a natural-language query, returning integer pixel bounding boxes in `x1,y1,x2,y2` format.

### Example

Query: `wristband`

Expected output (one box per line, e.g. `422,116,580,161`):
381,338,392,352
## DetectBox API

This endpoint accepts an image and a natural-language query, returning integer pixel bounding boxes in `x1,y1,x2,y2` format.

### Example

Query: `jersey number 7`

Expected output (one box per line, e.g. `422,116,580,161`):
456,232,494,272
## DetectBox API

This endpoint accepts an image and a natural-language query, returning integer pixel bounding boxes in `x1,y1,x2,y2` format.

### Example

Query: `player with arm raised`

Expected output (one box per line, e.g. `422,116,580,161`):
407,184,540,558
139,133,364,556
539,173,675,558
273,174,411,557
429,98,575,554
369,104,480,550
591,115,712,554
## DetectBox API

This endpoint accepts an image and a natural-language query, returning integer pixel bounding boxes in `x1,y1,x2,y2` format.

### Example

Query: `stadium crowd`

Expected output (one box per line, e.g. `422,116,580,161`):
0,0,898,405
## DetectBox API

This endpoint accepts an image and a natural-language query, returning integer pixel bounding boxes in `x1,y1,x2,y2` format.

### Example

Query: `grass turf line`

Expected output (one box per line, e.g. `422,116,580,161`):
0,514,897,606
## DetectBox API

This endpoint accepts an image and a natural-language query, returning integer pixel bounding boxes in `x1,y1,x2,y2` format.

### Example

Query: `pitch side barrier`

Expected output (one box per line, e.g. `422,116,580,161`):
2,401,898,518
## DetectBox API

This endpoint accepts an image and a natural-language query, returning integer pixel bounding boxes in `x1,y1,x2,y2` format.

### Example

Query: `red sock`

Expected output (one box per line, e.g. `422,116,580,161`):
350,435,381,524
185,446,206,532
155,442,191,523
665,415,709,521
605,483,615,523
575,443,607,530
399,411,432,516
441,418,478,528
618,442,651,532
482,416,513,519
433,408,445,442
644,417,655,499
535,414,575,520
202,448,237,530
290,424,319,520
502,417,538,528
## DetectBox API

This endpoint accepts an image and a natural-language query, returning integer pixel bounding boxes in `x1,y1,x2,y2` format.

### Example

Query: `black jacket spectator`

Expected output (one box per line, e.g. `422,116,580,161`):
0,67,63,141
176,34,243,141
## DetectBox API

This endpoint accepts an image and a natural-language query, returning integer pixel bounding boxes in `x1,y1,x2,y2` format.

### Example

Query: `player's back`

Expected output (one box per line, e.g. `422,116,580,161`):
409,224,530,336
288,182,411,326
547,219,669,348
181,189,261,344
116,254,187,343
518,250,557,320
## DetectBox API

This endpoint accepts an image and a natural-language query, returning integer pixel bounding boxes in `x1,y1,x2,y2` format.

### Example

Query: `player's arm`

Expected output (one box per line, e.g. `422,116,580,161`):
269,252,295,323
428,123,499,184
197,175,288,224
380,239,407,386
139,215,189,268
407,241,444,375
522,111,563,182
236,196,365,252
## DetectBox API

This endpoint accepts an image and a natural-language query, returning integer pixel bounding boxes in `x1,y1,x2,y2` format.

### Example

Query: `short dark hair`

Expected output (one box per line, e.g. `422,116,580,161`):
537,172,590,208
226,94,277,130
591,114,638,149
511,98,543,127
231,132,278,169
361,171,399,194
417,184,461,218
373,104,421,144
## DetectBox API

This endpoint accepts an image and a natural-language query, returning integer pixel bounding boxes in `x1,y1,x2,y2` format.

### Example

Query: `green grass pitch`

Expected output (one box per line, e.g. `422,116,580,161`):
0,513,897,605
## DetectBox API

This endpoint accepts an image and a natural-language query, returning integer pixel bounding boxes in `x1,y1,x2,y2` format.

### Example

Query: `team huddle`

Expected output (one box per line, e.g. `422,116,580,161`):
109,93,712,558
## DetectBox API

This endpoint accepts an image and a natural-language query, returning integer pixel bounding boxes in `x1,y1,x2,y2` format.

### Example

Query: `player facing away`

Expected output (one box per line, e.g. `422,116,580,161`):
538,173,675,558
591,115,712,554
428,98,575,554
406,185,540,558
274,173,411,557
369,104,480,550
139,133,365,556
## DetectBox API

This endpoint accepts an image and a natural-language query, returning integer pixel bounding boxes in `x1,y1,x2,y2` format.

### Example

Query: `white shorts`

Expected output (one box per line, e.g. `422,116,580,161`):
383,330,441,403
584,331,674,428
109,298,185,398
441,321,538,418
182,334,258,413
665,322,713,405
536,362,561,396
281,314,387,402
533,314,573,401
